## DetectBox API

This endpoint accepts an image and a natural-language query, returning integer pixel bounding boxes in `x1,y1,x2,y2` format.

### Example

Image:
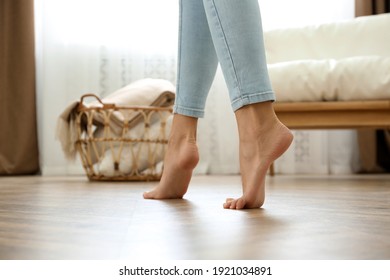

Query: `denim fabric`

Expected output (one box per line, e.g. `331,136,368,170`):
174,0,275,118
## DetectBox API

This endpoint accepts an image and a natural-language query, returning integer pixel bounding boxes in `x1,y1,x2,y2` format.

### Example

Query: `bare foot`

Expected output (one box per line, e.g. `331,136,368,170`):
223,102,293,210
143,114,199,199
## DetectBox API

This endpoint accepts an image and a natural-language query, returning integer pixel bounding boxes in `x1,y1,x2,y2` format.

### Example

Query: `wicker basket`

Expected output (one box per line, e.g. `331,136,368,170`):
75,93,172,181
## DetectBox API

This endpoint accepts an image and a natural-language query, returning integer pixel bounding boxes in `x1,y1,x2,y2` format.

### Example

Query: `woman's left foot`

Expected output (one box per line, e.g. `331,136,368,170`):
223,102,293,210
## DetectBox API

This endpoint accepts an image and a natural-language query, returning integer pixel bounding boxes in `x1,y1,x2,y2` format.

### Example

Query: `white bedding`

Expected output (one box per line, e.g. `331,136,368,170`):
268,56,390,102
98,114,173,176
264,14,390,63
263,14,390,103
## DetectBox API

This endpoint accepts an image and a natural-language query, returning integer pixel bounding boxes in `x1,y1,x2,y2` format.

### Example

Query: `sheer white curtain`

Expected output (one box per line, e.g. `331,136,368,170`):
35,0,178,174
35,0,358,175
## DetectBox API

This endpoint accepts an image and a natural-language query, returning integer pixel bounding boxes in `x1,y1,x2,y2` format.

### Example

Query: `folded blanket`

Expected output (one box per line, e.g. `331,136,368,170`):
56,78,175,161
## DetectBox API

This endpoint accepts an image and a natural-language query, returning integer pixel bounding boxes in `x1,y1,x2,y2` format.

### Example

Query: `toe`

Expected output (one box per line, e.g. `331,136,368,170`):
236,197,246,209
224,198,234,209
223,200,232,209
229,199,238,209
143,191,154,199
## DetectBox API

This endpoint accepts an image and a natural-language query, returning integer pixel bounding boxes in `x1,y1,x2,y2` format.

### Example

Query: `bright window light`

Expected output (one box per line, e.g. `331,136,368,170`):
49,0,178,52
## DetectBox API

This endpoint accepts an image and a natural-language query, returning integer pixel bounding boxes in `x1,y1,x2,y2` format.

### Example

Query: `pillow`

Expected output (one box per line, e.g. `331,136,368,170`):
264,14,390,63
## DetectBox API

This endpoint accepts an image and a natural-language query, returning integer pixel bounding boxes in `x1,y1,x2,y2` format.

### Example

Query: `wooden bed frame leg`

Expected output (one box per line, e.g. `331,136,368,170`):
269,162,275,176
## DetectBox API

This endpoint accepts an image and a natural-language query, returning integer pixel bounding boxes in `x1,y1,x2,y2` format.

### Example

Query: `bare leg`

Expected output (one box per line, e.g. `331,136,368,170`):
223,102,293,209
143,114,199,199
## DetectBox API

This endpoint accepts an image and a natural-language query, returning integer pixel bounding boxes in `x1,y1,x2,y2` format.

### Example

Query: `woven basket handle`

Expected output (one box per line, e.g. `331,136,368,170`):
78,93,115,110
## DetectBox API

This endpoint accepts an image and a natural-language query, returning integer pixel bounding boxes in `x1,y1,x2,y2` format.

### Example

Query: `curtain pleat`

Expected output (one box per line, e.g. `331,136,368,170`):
0,0,40,174
355,0,390,173
356,0,389,16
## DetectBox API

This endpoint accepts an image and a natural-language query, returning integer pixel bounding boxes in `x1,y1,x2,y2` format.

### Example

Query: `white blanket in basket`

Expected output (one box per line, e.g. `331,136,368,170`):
98,114,173,176
56,78,175,161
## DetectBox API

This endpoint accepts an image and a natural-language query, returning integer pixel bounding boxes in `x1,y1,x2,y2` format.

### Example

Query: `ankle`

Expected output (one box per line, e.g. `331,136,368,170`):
235,101,278,137
170,114,198,142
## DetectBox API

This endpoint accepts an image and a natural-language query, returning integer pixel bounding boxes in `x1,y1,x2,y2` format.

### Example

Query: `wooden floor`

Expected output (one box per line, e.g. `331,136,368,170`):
0,174,389,260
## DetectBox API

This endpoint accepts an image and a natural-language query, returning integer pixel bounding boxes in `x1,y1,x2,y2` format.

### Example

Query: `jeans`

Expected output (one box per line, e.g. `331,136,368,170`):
173,0,275,118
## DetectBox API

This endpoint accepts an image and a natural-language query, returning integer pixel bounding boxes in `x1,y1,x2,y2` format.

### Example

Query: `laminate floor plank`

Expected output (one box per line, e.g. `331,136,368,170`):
0,175,389,260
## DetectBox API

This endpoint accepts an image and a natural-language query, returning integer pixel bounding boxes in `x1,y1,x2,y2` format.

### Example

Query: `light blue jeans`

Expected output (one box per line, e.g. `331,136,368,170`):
173,0,275,118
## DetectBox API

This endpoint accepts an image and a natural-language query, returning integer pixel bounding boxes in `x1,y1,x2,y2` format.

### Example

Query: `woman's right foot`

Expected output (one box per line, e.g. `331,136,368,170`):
143,114,199,199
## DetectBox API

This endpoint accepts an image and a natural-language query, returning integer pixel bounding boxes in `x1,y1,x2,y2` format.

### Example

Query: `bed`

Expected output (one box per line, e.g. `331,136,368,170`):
264,13,390,175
